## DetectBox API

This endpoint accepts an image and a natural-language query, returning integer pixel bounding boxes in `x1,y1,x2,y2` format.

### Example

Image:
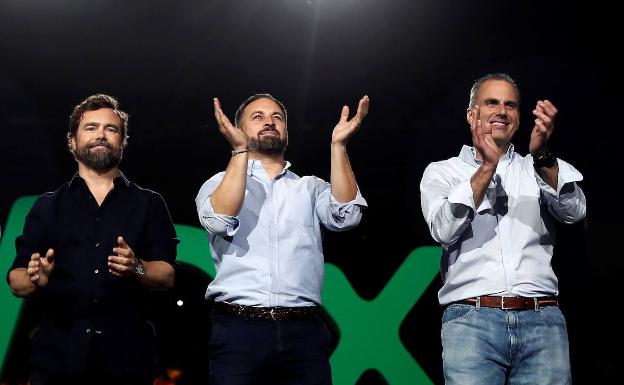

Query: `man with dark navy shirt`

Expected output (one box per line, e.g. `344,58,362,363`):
7,94,179,385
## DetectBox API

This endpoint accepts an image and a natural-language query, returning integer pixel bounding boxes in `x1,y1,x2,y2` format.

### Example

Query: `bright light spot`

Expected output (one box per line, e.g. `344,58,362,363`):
176,300,184,307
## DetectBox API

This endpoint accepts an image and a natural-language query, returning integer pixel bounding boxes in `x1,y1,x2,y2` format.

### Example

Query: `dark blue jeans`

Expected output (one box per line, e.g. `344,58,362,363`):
209,313,332,385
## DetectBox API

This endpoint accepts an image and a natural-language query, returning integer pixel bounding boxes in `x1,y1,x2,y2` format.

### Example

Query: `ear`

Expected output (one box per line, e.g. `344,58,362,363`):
67,134,76,154
466,108,473,126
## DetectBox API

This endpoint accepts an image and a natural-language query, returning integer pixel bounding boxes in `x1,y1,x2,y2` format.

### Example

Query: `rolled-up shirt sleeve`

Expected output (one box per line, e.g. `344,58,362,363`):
314,178,368,232
420,163,478,246
533,158,587,224
195,173,240,237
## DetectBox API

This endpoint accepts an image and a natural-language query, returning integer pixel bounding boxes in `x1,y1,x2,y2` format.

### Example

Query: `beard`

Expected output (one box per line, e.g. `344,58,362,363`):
249,134,287,154
75,139,122,171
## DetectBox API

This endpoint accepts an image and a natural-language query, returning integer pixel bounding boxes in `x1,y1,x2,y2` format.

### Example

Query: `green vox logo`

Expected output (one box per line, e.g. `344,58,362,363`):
0,196,440,384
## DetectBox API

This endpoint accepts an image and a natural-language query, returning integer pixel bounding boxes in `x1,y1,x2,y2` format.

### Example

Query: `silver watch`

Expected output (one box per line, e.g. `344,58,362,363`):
133,259,145,279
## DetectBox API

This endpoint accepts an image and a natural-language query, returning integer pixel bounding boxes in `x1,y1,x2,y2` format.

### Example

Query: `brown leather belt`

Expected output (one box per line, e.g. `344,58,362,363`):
212,302,319,321
457,296,559,310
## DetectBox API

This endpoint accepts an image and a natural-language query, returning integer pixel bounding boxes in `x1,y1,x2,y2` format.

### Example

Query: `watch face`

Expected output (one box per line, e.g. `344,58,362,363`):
135,262,145,278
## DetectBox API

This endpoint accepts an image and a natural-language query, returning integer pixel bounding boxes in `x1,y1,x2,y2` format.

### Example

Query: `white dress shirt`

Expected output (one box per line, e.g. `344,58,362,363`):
196,160,367,307
420,145,586,305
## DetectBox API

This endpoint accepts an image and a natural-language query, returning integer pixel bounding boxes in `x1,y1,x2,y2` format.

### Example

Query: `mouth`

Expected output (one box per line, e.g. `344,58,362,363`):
490,120,510,129
259,129,279,137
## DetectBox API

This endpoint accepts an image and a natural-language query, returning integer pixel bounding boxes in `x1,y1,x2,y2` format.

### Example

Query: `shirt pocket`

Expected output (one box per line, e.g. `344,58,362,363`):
280,191,315,227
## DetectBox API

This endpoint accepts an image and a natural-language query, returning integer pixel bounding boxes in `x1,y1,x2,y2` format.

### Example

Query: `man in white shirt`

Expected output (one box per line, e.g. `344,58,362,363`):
420,73,586,385
196,93,368,385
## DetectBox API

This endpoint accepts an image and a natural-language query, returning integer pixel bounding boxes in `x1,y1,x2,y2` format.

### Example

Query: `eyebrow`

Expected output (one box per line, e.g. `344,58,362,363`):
249,110,285,118
82,121,120,128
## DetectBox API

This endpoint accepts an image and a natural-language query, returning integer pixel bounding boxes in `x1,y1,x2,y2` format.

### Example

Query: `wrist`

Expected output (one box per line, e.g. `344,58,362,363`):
231,145,250,157
532,145,556,169
133,259,145,280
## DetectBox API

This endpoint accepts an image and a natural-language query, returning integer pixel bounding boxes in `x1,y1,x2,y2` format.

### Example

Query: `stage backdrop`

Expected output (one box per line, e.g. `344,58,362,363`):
0,1,619,384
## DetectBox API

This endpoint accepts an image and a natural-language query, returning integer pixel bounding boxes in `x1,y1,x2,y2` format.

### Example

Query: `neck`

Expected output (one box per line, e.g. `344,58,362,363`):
77,163,118,204
249,151,286,179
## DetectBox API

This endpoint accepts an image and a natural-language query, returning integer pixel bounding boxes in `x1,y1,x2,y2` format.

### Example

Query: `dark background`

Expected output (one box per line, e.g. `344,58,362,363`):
1,0,620,383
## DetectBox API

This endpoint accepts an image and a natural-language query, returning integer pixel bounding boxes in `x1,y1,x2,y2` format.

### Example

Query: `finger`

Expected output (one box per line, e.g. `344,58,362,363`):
108,261,131,275
214,98,223,124
534,119,548,135
108,255,131,266
108,267,123,277
30,252,41,261
339,106,349,123
45,248,54,264
117,236,129,249
31,274,40,281
533,108,552,126
538,100,558,117
356,95,370,118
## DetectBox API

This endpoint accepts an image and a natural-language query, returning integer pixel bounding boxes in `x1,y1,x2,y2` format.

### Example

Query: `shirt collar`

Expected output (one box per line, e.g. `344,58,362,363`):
68,170,130,191
459,144,516,167
247,159,291,179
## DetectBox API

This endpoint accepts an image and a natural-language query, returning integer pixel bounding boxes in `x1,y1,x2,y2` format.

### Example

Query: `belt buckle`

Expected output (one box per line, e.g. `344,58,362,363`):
500,296,515,310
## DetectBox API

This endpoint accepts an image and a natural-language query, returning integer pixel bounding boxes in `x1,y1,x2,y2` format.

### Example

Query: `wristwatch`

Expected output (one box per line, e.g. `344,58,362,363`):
533,145,557,169
133,259,145,279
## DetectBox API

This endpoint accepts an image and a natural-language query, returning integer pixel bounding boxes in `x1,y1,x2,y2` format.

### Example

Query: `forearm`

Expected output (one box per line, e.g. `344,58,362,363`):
8,268,37,297
470,164,496,207
536,163,559,190
330,143,358,203
139,260,175,289
211,153,248,216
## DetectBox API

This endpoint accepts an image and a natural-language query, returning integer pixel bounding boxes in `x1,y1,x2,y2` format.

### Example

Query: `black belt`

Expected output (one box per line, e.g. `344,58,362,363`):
453,295,559,310
212,302,319,321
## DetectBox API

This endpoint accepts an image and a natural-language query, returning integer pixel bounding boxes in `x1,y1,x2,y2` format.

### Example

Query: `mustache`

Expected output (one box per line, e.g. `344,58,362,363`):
87,139,112,149
259,127,279,135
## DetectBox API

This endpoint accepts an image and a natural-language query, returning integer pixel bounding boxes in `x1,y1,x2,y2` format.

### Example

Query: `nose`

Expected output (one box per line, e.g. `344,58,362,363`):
495,102,506,116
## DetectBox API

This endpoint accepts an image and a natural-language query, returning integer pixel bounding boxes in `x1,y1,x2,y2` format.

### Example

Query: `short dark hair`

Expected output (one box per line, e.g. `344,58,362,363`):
68,94,129,148
469,73,520,108
234,93,287,128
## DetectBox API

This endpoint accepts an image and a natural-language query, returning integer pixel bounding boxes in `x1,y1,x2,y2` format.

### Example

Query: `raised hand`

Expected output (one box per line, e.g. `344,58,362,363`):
27,248,55,287
108,236,139,277
469,105,499,168
529,100,557,154
331,95,370,146
214,98,248,151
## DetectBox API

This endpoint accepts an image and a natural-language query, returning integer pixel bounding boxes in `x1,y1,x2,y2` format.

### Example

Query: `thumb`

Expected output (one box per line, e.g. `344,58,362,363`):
339,106,349,123
45,248,54,262
117,236,129,249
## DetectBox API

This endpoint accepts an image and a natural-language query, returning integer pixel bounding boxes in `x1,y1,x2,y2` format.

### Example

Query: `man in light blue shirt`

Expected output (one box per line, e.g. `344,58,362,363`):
420,73,586,385
196,93,368,385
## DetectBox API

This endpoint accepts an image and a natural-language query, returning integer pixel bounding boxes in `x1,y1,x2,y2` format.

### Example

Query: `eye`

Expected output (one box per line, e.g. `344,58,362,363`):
105,126,120,133
252,114,263,120
84,125,96,131
485,100,497,106
505,102,517,110
273,114,283,121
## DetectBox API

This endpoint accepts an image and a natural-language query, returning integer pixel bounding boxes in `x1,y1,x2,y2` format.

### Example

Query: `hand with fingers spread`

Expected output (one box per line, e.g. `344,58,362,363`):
469,105,500,168
108,236,140,278
214,98,248,151
27,248,55,287
529,100,558,154
331,95,370,147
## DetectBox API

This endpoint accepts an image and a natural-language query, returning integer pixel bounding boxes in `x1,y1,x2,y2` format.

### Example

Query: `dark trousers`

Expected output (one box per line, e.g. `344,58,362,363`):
30,345,153,385
209,313,332,385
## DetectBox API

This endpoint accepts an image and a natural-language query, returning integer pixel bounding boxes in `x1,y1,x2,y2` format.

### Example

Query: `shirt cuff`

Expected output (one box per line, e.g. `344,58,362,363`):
535,158,584,196
447,179,493,213
204,197,240,236
329,189,368,217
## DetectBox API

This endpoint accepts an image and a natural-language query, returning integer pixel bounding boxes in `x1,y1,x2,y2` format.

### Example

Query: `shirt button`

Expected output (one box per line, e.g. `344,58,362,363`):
86,328,91,334
94,269,99,274
95,242,100,247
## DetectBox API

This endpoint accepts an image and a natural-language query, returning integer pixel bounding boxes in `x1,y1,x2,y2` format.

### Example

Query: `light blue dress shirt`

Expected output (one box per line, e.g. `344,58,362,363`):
196,160,367,307
420,145,586,305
